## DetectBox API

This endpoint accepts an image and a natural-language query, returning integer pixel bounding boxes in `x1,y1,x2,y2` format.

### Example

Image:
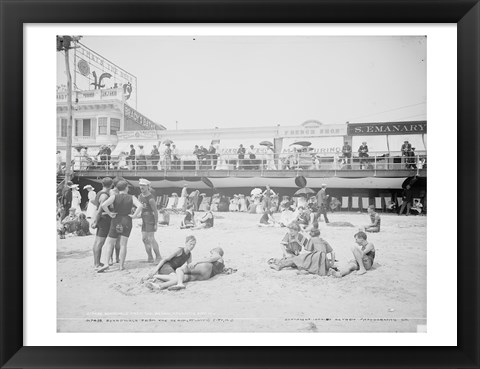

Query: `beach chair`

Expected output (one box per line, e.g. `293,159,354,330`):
375,197,383,212
176,197,187,211
341,196,349,211
199,197,212,211
351,196,359,210
385,198,396,212
362,197,370,211
166,196,177,210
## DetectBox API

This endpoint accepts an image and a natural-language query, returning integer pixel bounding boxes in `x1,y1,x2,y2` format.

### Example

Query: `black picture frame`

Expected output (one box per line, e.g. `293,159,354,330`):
1,0,478,368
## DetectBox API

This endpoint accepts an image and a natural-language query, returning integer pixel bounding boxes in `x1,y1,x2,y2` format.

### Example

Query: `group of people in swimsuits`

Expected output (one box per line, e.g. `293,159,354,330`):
86,176,376,291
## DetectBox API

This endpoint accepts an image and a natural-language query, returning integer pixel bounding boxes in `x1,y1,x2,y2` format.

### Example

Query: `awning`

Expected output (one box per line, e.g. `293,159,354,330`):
280,137,343,156
352,136,389,155
387,134,426,154
112,140,160,156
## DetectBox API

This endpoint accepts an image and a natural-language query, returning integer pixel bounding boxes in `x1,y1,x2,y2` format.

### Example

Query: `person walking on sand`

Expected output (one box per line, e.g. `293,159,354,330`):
262,185,276,211
97,180,143,272
316,184,330,224
91,177,113,269
331,231,375,277
138,178,161,263
364,205,381,233
145,235,197,286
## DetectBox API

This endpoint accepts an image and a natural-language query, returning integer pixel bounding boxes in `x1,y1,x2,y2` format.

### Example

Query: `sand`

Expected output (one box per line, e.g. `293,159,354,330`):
57,211,426,333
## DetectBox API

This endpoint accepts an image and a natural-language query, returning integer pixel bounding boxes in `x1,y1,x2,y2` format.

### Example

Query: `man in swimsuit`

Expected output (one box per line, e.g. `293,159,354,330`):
364,205,381,233
138,178,160,262
262,185,276,212
331,231,375,277
91,177,113,269
97,180,143,272
151,247,225,291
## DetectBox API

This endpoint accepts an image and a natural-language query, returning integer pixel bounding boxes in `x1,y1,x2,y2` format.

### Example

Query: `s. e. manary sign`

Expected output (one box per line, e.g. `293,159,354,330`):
347,121,427,136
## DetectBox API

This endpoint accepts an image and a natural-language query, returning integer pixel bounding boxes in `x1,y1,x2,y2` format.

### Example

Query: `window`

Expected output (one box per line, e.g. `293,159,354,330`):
75,119,81,136
60,118,67,137
98,117,108,135
83,119,91,136
110,118,120,135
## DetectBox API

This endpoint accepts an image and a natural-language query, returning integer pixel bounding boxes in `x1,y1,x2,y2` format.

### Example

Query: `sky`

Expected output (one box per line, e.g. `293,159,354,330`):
57,36,426,131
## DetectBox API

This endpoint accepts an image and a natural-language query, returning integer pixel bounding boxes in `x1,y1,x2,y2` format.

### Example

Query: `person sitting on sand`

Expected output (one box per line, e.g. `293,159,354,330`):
180,205,195,229
147,235,196,283
269,228,335,276
58,207,80,238
364,205,381,233
149,247,225,291
193,205,214,229
258,207,276,227
75,213,91,236
158,208,170,226
330,231,375,277
280,222,309,257
296,206,313,230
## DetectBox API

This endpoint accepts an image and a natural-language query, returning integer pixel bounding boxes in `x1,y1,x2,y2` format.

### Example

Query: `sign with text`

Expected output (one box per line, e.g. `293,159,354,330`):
116,130,159,140
348,121,427,136
124,105,160,131
73,43,138,108
281,124,347,137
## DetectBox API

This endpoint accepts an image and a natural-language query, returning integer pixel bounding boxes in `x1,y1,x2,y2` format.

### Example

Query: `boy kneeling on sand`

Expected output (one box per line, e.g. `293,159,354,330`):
330,231,375,277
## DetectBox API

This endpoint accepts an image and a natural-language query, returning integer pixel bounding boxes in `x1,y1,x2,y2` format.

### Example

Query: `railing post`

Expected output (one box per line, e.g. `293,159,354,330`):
374,155,377,176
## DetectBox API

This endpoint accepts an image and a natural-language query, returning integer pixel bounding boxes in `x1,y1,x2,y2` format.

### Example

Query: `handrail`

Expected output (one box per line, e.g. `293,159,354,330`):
62,151,427,174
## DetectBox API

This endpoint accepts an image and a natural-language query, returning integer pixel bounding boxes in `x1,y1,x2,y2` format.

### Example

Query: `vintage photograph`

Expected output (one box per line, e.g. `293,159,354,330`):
56,36,427,332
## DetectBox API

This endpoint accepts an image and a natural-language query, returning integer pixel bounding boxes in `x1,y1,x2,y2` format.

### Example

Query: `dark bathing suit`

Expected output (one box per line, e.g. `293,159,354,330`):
210,261,225,278
95,189,111,238
139,192,156,232
108,193,134,238
159,248,190,274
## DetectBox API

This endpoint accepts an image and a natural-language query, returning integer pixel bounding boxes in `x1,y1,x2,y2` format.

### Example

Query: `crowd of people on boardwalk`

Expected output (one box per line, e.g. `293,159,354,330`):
59,139,426,173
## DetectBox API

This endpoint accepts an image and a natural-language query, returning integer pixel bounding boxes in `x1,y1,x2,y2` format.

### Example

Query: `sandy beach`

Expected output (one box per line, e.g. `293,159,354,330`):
57,211,426,333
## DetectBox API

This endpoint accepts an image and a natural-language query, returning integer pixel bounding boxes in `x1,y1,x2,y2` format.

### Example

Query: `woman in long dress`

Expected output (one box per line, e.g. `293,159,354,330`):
266,146,276,170
84,185,97,219
71,184,82,214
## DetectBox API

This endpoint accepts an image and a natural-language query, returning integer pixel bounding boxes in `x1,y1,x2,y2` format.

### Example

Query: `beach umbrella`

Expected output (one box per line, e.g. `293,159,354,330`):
290,141,311,147
401,175,426,189
295,176,307,188
251,188,262,196
201,177,214,189
259,141,274,147
162,139,173,145
293,187,315,197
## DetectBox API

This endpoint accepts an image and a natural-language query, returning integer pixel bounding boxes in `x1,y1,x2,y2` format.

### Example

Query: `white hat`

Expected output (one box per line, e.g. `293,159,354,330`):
321,183,327,187
83,185,93,190
70,184,79,189
139,178,151,186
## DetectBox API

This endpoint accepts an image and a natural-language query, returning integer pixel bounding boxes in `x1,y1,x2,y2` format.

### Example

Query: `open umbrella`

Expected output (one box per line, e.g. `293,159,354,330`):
293,187,315,197
201,177,214,189
162,139,173,145
290,141,311,147
295,176,307,188
259,141,274,147
251,188,262,196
